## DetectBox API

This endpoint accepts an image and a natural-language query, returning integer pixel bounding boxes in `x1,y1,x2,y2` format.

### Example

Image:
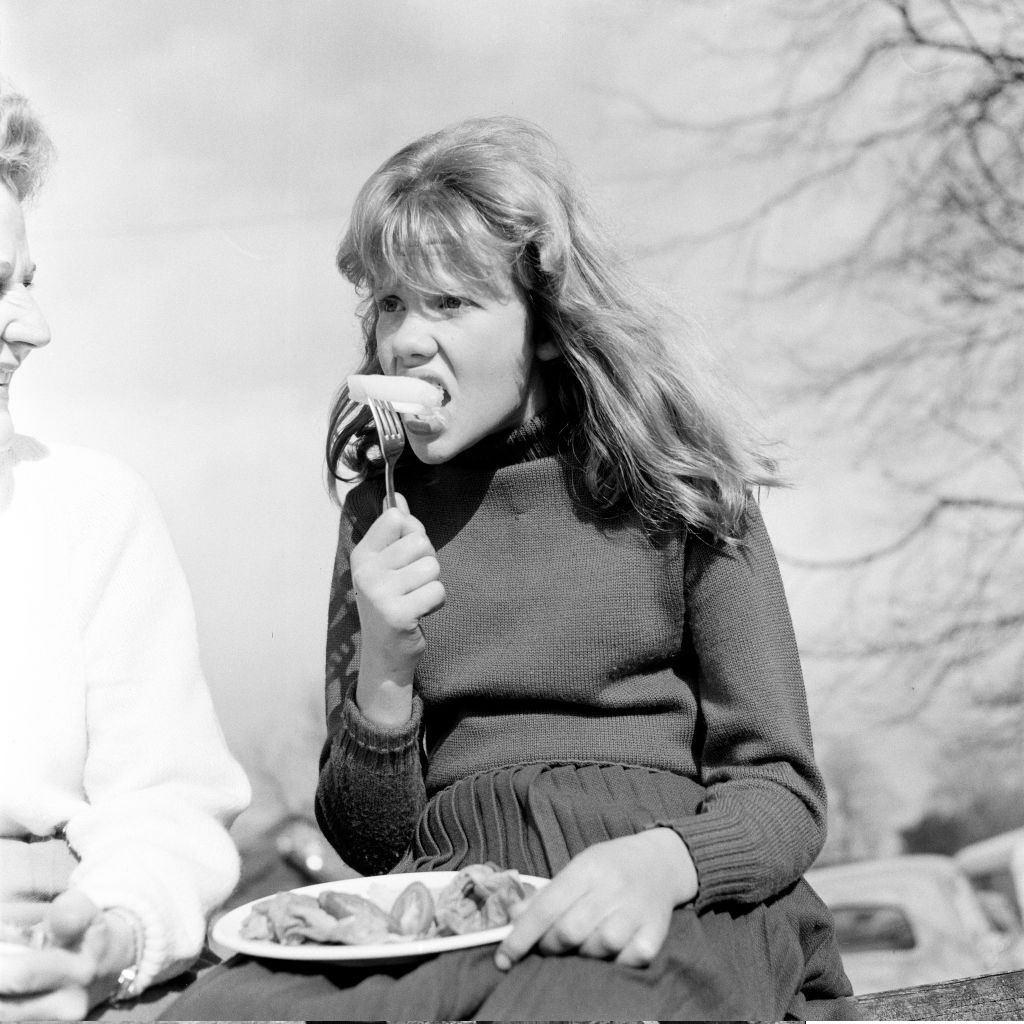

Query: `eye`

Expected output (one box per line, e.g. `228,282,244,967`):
376,295,402,314
438,295,465,311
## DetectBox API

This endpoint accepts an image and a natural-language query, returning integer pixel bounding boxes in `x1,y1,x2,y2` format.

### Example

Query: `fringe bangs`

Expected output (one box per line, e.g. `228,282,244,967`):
342,184,515,301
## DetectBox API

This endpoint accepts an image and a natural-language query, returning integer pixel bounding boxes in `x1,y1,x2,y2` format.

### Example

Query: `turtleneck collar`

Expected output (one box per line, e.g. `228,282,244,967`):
438,411,565,471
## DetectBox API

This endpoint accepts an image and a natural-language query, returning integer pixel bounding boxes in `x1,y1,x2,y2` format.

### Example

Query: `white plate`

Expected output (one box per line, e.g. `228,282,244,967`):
212,870,549,965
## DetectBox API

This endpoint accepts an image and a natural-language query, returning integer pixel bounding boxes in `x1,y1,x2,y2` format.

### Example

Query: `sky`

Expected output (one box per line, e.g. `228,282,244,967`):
0,1,939,841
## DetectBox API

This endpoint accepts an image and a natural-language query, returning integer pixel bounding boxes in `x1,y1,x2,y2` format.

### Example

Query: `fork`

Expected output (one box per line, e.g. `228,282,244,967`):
368,398,405,509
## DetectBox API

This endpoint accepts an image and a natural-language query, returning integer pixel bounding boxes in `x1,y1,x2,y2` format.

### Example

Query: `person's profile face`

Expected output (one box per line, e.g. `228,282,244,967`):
0,184,50,412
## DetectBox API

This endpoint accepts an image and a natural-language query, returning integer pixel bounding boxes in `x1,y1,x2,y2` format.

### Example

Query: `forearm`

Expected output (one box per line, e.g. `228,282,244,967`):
355,649,416,727
315,692,427,875
683,498,828,909
657,777,824,910
65,797,243,988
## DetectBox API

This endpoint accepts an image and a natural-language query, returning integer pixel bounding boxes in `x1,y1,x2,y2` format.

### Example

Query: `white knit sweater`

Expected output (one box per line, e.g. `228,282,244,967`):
0,435,251,991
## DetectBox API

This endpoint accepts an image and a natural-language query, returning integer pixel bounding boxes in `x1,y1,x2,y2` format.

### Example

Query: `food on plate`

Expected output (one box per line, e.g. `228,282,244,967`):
434,862,533,935
347,374,445,415
387,880,435,939
240,863,536,947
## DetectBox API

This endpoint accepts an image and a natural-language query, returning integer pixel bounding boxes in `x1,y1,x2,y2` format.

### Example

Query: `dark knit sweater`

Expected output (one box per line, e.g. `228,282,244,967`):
316,416,827,910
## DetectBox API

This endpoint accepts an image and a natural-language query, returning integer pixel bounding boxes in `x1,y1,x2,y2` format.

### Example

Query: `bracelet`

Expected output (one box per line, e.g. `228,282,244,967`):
104,906,146,1005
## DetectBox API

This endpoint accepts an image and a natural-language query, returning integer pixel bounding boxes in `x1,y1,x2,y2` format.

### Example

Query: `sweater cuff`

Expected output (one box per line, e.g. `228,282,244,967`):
654,809,765,911
336,690,423,768
77,879,194,993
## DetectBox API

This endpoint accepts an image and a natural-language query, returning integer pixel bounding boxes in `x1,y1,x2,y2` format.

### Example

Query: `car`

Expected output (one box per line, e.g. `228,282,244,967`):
955,828,1024,928
806,854,1024,995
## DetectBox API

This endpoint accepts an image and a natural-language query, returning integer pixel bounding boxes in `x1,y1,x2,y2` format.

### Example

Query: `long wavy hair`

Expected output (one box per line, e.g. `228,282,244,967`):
327,116,779,542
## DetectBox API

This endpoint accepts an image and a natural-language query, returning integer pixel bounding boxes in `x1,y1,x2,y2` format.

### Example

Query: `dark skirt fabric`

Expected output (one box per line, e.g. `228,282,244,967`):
163,763,858,1021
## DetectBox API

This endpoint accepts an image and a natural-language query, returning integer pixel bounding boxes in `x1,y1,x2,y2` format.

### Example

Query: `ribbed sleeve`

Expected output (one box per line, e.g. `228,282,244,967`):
666,500,827,909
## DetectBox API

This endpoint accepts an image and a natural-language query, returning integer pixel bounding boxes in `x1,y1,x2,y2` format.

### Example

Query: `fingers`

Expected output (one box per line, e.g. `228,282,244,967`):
0,903,44,934
0,985,90,1022
0,947,94,996
388,492,411,515
377,530,436,571
352,515,442,606
45,892,100,950
494,874,586,968
495,835,681,971
615,915,669,967
363,499,424,548
497,895,667,970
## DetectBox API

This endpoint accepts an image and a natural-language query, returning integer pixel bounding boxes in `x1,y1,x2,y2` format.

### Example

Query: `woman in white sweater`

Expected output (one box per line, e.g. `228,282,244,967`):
0,83,250,1020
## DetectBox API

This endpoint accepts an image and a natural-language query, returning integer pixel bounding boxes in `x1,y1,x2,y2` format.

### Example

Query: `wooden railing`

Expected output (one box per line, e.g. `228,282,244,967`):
851,968,1024,1020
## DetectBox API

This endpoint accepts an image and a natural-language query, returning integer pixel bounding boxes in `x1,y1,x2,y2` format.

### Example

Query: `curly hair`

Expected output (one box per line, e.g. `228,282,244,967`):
327,116,779,542
0,80,54,202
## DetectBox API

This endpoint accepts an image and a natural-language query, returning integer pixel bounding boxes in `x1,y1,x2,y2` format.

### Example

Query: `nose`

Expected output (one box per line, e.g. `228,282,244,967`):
0,284,52,358
385,311,438,368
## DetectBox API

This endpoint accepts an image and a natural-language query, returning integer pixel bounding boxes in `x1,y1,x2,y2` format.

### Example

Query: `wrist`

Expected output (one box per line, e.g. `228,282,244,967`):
647,827,699,906
99,907,145,1005
356,655,417,727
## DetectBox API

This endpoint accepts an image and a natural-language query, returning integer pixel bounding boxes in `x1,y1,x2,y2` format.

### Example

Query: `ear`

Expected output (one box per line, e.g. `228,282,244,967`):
535,337,559,362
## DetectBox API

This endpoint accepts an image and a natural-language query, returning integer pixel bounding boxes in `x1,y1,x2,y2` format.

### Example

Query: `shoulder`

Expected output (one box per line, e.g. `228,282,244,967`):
684,490,781,584
45,442,160,511
20,442,172,552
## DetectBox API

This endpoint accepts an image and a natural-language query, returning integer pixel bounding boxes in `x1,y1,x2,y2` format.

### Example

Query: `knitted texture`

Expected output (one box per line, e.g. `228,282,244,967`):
0,437,250,991
316,417,826,907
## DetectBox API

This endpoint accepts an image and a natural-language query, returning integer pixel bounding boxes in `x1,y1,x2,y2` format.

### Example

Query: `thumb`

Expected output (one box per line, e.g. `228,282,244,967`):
383,492,410,514
46,890,101,949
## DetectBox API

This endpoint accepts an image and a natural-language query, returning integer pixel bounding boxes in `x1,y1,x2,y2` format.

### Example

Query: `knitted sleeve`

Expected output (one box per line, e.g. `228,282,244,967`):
662,497,827,911
314,483,427,875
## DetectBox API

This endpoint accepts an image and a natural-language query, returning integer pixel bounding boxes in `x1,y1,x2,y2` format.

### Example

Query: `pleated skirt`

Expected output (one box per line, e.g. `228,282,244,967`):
163,763,858,1021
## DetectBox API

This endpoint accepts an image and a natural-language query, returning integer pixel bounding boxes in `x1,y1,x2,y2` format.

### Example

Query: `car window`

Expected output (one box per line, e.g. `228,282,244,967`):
832,903,916,952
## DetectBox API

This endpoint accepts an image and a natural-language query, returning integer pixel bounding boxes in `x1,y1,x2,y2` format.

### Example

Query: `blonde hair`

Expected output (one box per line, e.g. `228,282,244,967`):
328,116,778,541
0,81,53,203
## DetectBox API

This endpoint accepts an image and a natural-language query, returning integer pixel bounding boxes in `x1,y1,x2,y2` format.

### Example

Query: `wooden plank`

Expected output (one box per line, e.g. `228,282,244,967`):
852,969,1024,1021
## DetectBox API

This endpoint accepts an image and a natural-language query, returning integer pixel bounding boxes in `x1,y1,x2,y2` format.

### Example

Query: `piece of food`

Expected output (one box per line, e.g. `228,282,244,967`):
238,865,537,948
434,863,534,936
388,880,436,938
317,890,393,944
241,891,397,946
318,890,392,926
347,374,444,414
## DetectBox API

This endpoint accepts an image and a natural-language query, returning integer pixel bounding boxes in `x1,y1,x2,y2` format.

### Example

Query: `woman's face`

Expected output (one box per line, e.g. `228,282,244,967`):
373,270,557,464
0,184,50,432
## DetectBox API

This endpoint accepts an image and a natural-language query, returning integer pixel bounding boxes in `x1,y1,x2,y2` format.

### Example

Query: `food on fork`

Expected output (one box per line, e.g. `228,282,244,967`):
238,863,535,947
347,374,445,415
